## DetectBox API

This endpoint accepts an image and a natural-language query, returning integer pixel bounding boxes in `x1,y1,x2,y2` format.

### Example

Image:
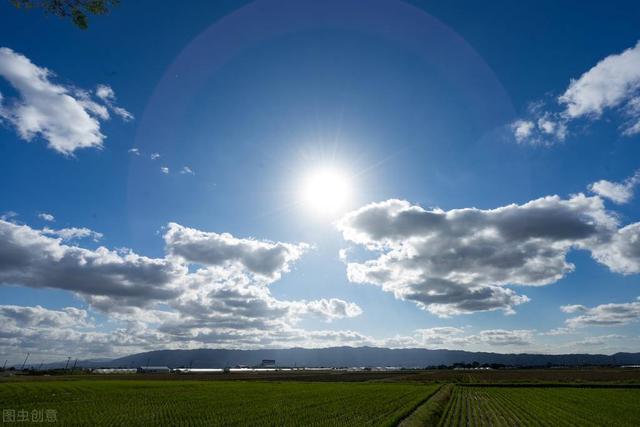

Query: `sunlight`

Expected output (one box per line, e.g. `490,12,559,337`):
300,167,352,215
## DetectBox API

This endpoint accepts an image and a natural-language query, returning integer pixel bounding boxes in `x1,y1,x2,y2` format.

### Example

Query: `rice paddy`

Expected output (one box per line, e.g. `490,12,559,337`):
0,379,438,426
1,372,639,426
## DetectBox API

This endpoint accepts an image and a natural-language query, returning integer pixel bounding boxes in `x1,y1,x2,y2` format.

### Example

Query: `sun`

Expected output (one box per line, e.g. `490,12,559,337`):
300,167,352,215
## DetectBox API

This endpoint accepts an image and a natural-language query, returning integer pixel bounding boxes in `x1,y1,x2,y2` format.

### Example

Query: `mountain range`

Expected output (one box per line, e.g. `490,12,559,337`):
40,347,640,369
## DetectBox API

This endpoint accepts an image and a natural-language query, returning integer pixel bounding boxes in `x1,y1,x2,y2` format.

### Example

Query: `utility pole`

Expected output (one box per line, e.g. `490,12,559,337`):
72,359,78,371
146,358,150,367
38,361,43,371
21,353,30,370
64,357,71,370
2,359,7,370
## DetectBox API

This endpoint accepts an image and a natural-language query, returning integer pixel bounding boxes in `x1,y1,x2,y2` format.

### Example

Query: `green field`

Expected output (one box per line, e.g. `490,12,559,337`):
0,380,438,426
2,374,640,426
439,386,640,426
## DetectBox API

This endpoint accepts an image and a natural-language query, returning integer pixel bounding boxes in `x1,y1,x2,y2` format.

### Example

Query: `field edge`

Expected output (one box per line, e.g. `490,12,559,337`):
397,383,453,427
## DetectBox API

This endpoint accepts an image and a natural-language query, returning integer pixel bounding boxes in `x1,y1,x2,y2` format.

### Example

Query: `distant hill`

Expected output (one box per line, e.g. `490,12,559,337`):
65,347,640,369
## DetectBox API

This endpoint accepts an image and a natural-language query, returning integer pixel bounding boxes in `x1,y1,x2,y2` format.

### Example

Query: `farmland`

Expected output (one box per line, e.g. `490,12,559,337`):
1,370,640,425
0,379,438,426
439,386,640,426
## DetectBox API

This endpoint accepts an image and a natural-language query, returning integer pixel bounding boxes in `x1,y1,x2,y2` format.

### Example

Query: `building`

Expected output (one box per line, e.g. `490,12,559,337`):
172,368,224,374
137,366,171,373
260,359,276,368
92,368,137,374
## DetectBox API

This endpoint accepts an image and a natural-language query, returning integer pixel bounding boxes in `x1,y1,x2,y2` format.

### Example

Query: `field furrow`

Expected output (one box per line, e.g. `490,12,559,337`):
439,386,640,427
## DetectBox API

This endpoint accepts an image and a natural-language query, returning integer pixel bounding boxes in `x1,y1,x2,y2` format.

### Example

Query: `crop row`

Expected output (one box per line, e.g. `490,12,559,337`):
0,380,439,426
438,386,640,426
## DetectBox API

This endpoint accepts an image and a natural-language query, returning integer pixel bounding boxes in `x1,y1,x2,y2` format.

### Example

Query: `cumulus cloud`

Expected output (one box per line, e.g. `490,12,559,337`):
0,48,132,155
511,40,640,144
511,111,567,145
591,223,640,274
588,170,640,204
151,153,160,160
161,166,169,174
305,298,363,321
180,166,194,175
0,219,184,308
38,212,54,222
164,222,308,280
128,148,140,155
337,194,631,316
0,306,530,361
559,41,640,124
0,305,92,329
0,306,168,361
562,298,640,328
0,218,363,357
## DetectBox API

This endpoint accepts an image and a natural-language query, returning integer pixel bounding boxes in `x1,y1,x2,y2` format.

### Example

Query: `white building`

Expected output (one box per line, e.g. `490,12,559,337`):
137,366,171,373
92,368,137,374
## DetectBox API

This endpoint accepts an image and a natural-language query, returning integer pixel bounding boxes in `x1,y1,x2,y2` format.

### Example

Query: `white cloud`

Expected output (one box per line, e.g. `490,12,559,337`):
305,298,363,321
0,306,168,362
128,148,140,155
111,106,133,121
95,84,133,121
510,108,568,145
0,211,17,221
383,327,535,349
540,327,575,336
471,329,534,346
338,193,640,316
415,327,466,345
151,153,160,160
588,170,640,204
180,166,194,175
591,223,640,274
161,166,169,174
0,48,132,155
560,304,587,314
38,212,55,222
512,120,535,142
511,40,640,143
0,219,184,308
42,226,103,242
0,305,92,329
570,334,625,347
95,84,115,101
562,298,640,327
0,218,363,356
164,222,308,280
559,41,640,123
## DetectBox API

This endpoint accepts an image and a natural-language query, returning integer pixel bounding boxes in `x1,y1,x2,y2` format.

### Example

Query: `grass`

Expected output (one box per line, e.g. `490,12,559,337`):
0,379,439,426
439,386,640,426
398,383,453,427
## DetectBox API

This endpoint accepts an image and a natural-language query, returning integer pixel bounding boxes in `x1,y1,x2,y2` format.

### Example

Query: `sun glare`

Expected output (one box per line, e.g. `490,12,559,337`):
300,168,352,215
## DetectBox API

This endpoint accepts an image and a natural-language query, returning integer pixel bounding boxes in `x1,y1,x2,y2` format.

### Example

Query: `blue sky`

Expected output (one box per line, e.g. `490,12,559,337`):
1,0,640,363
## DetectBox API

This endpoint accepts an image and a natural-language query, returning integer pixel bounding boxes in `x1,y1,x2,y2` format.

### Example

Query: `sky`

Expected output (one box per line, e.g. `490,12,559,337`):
1,0,640,364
